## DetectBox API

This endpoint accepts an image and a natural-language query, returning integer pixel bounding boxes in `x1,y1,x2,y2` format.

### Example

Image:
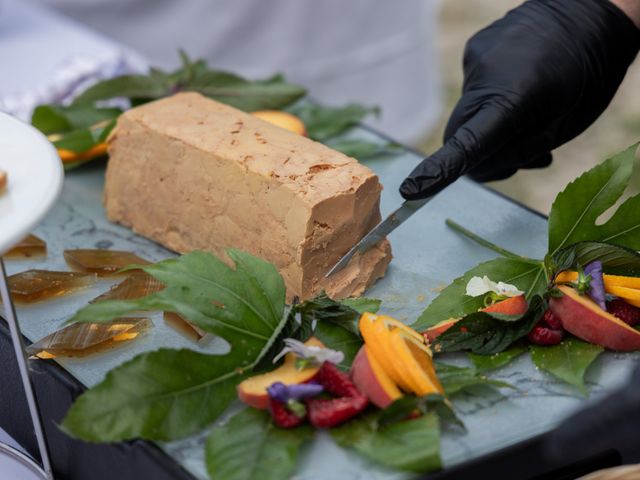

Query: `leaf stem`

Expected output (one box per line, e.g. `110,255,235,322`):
445,218,529,261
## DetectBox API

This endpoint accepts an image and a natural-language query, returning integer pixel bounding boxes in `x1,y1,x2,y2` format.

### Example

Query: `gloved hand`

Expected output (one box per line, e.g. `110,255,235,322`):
400,0,640,200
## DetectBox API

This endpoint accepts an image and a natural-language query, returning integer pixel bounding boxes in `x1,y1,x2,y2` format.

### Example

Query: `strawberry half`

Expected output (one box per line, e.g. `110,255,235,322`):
268,398,306,428
306,362,368,428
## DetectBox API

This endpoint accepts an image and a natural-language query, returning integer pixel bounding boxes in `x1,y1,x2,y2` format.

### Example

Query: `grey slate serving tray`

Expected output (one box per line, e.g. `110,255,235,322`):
2,127,638,479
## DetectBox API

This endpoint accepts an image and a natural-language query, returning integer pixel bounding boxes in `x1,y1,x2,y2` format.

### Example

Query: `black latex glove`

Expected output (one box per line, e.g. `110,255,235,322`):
543,363,640,462
400,0,640,200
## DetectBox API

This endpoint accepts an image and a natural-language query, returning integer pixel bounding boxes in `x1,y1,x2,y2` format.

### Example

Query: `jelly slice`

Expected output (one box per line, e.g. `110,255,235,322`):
27,318,151,359
4,234,47,259
8,270,96,304
164,312,208,342
91,272,164,303
64,249,150,276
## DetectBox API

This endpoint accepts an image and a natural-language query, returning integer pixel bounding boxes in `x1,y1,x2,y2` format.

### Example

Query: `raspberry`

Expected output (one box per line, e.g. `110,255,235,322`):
607,299,640,326
305,362,368,428
541,309,563,330
527,324,564,346
268,398,305,428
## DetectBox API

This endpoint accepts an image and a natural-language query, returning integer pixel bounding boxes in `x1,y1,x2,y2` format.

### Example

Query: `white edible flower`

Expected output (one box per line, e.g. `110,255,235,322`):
273,338,344,365
465,276,523,298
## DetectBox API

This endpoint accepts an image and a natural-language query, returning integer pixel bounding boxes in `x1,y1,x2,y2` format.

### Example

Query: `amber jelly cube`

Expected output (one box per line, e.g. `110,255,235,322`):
64,249,150,276
4,234,47,259
7,270,97,304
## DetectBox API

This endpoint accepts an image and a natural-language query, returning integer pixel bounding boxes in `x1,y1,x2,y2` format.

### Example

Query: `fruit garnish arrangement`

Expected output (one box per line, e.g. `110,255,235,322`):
31,51,397,170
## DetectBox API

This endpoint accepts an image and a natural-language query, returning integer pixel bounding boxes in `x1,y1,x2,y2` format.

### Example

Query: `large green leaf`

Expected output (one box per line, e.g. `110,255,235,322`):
436,363,514,396
62,349,243,441
330,411,442,473
69,250,286,364
412,258,546,331
548,143,640,255
530,337,604,393
468,344,528,372
205,409,313,480
433,296,545,355
62,250,291,442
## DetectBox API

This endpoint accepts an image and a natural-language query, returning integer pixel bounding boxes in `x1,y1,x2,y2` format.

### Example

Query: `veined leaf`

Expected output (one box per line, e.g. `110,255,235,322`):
31,104,121,134
330,411,441,473
289,103,378,142
433,296,545,355
378,394,463,429
412,257,546,331
69,250,287,364
62,349,243,441
548,143,640,255
468,344,528,372
72,74,169,105
530,337,604,393
206,409,313,480
187,70,306,112
295,293,370,367
340,297,381,314
53,119,115,153
436,363,514,396
551,241,640,277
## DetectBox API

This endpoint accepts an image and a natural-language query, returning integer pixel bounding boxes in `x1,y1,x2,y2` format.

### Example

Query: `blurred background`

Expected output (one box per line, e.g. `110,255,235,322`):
3,0,640,214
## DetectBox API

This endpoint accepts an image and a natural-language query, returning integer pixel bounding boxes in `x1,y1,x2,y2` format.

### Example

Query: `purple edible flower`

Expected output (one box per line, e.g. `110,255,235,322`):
584,261,607,311
267,381,324,403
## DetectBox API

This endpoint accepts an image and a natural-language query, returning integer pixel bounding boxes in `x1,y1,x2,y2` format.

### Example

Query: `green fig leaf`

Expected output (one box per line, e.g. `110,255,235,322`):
548,143,640,255
468,344,528,372
206,409,313,480
435,363,514,396
530,337,604,393
330,411,442,473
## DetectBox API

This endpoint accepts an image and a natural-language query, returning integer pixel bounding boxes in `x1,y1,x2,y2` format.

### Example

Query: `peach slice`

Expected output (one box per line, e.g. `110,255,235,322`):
359,312,414,392
251,110,306,136
422,295,528,342
606,285,640,302
378,315,425,344
351,345,402,408
236,337,324,409
550,285,640,351
388,329,443,396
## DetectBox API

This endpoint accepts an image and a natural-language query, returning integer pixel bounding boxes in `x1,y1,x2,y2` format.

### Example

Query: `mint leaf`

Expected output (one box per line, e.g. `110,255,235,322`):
468,344,528,372
330,411,441,473
432,296,545,355
205,409,313,480
551,241,640,277
548,143,640,255
340,297,381,314
69,250,286,364
62,349,243,441
32,104,121,134
295,293,368,367
411,257,546,331
72,74,169,105
378,394,463,429
52,120,116,154
436,363,514,396
187,71,306,111
289,103,378,142
530,337,604,393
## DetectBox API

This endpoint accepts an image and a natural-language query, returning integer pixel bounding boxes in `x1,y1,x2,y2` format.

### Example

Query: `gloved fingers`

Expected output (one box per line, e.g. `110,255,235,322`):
399,99,520,200
467,150,552,182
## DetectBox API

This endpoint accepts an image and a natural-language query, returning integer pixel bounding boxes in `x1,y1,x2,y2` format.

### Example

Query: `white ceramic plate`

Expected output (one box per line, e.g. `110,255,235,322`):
0,112,63,255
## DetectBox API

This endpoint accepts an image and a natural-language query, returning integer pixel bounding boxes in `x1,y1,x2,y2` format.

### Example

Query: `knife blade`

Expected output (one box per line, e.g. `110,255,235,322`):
325,197,432,277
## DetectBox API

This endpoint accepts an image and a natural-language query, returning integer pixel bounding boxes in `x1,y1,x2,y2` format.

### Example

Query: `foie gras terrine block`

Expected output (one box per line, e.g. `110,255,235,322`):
104,92,391,300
